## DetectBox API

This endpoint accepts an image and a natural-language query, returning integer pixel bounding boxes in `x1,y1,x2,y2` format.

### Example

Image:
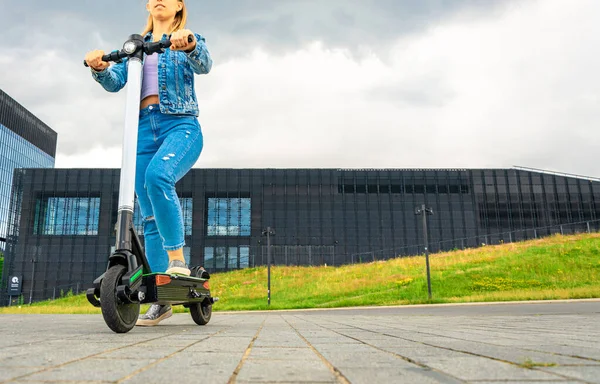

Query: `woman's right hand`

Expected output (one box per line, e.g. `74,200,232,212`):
85,50,109,71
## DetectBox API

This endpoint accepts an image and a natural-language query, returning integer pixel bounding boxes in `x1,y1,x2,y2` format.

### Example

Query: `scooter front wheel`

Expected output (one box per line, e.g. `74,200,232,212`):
100,264,140,333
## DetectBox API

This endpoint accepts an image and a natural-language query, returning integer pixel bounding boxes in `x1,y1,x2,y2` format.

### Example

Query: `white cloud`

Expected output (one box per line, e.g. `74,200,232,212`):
55,146,122,169
1,0,598,177
0,47,126,167
195,0,600,176
414,0,600,171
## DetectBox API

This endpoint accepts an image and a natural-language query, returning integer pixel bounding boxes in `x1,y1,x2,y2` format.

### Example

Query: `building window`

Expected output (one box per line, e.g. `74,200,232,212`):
0,123,54,240
34,197,100,235
132,197,193,237
206,198,251,236
183,246,191,265
204,246,250,270
337,182,467,195
240,247,250,268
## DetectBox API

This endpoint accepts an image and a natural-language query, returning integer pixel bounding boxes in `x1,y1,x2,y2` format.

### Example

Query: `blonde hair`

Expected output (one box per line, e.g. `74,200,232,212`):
142,0,187,36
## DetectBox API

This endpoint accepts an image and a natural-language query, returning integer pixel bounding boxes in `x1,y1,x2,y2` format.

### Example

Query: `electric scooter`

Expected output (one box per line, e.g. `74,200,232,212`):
84,34,217,333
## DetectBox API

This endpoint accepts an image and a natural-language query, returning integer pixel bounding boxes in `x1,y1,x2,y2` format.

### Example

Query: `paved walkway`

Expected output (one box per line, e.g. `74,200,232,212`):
0,300,599,383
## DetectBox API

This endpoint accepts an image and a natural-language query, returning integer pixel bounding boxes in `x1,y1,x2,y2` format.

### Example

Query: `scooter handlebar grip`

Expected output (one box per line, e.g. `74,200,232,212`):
83,54,113,67
161,34,194,48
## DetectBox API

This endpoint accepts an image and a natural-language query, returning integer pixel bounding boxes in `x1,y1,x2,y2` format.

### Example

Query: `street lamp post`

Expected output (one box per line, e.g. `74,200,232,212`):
29,258,36,305
415,204,434,300
262,227,275,306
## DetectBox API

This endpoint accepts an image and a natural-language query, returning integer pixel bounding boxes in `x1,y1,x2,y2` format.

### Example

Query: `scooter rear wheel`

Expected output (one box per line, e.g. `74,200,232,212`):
190,302,212,325
100,264,140,333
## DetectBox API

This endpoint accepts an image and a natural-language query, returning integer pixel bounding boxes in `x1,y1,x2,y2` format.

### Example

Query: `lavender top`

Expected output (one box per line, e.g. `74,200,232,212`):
141,53,159,100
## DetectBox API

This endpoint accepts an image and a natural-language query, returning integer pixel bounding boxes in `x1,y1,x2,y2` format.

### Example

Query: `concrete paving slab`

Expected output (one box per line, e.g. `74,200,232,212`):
420,355,564,381
236,359,335,383
248,347,319,361
0,301,598,383
539,365,600,383
20,357,156,382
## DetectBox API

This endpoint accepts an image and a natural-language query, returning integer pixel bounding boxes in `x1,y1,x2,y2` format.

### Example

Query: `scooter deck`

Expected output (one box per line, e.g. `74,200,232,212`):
141,273,211,306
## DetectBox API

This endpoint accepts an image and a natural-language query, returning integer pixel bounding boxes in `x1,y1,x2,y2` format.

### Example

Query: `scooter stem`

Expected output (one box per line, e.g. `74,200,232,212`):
118,58,143,214
114,34,145,251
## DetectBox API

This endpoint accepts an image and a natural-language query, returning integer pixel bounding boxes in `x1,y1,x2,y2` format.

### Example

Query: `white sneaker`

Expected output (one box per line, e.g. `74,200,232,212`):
165,260,190,276
136,304,172,326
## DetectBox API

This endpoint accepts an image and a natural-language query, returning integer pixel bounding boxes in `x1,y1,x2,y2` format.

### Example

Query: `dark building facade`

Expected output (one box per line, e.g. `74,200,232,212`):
3,167,600,304
0,89,57,243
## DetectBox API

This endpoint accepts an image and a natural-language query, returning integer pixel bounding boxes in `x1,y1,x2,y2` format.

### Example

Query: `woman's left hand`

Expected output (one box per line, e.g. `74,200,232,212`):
170,29,196,52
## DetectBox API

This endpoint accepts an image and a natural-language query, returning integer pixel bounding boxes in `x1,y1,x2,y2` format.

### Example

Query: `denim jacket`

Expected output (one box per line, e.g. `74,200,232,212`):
91,32,212,116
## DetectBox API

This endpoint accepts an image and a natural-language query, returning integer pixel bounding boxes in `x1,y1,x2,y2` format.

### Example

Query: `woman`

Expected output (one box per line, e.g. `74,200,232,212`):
85,0,212,326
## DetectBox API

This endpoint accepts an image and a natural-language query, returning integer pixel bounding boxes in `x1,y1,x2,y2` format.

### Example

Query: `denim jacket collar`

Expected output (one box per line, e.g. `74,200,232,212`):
143,32,169,42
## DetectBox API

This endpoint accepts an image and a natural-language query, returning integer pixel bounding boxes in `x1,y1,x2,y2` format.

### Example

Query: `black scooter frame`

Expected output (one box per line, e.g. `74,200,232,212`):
84,35,217,333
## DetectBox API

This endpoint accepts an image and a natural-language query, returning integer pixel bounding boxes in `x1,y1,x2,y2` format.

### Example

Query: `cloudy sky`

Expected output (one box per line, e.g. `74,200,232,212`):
1,0,598,176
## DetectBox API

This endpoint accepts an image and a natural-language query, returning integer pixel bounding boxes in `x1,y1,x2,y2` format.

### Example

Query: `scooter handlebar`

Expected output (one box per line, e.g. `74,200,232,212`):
84,35,193,67
83,50,127,68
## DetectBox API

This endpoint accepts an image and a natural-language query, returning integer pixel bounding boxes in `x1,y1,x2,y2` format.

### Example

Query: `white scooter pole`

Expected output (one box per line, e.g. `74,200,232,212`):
117,58,143,214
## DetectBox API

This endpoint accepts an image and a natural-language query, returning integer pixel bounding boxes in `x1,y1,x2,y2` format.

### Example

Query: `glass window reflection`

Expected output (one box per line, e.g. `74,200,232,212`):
206,198,251,236
1,124,54,239
33,197,100,235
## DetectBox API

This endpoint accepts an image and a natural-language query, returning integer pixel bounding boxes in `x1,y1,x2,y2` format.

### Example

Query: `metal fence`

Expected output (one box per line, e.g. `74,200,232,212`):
256,245,336,267
6,281,86,306
4,219,599,306
244,220,600,268
348,219,600,264
204,220,600,270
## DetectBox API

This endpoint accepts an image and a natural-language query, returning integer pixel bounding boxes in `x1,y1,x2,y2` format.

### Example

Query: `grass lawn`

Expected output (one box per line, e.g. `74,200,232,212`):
1,233,599,314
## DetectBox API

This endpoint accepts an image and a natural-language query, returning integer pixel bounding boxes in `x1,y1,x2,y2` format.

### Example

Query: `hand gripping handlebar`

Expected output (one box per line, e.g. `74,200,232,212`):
84,35,193,67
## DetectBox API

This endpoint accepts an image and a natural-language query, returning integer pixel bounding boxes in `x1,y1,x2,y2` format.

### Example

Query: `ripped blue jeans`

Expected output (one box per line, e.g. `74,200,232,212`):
135,104,203,273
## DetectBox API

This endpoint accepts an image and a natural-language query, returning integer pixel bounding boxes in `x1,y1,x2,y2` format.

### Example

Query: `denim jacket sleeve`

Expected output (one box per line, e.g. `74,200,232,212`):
90,58,129,93
185,33,212,75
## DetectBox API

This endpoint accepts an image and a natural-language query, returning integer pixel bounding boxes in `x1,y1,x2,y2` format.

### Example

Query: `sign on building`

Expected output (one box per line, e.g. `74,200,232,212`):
9,276,22,295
